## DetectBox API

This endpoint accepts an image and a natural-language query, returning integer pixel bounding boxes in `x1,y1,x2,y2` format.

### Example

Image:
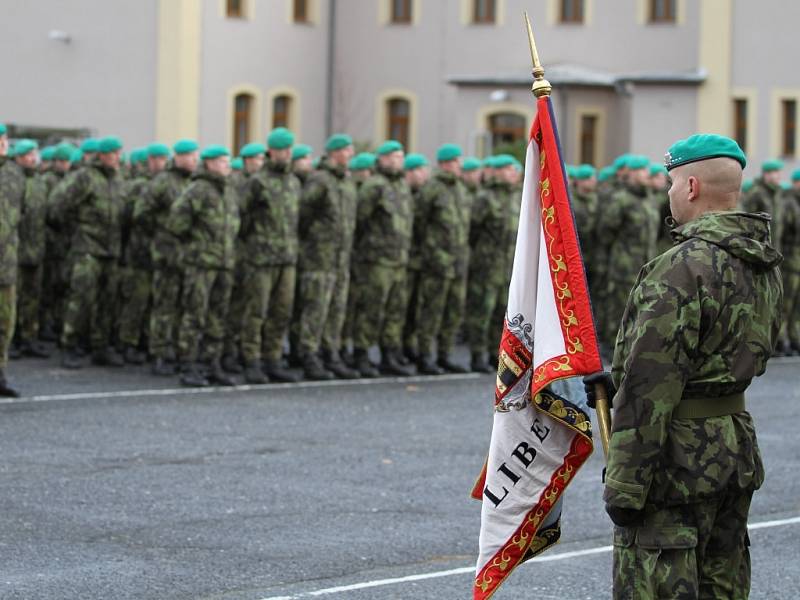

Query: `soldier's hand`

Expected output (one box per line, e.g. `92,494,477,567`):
583,371,616,408
605,504,644,528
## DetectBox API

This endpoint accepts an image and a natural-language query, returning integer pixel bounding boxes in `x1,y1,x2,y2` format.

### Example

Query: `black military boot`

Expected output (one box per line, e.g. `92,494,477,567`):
417,354,445,375
122,344,145,365
791,341,800,356
221,353,244,374
207,359,236,386
61,347,84,369
774,339,791,357
92,347,125,367
0,368,20,398
164,347,177,363
380,348,415,377
322,349,360,380
303,352,334,381
437,353,469,374
403,346,419,365
244,360,269,384
470,352,495,374
180,362,209,387
152,356,176,376
353,348,380,378
263,359,301,383
20,340,51,359
8,343,21,360
39,322,58,342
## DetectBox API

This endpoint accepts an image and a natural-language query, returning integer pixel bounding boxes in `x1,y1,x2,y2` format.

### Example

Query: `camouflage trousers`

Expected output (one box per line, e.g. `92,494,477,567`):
416,272,462,357
340,263,360,353
352,263,407,351
781,268,800,343
613,489,754,600
465,273,506,356
39,257,67,335
402,268,421,353
0,285,16,370
176,267,233,364
297,267,349,356
117,267,152,348
16,264,43,344
223,261,247,358
149,266,182,359
61,254,118,351
240,264,295,363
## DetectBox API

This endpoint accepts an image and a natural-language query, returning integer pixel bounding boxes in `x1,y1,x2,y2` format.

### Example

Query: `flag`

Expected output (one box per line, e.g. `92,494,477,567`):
471,95,603,599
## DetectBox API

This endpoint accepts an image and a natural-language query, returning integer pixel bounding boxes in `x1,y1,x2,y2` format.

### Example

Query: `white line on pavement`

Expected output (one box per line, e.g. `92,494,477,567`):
258,515,800,600
0,373,482,405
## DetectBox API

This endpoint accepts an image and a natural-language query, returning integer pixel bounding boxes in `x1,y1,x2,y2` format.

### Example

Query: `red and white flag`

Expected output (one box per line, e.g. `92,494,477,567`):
471,95,602,599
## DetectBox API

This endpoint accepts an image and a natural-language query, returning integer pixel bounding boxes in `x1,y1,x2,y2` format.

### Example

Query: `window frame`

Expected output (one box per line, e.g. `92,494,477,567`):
226,0,244,18
560,0,584,24
272,95,292,129
293,0,309,23
473,0,496,24
233,93,253,155
782,99,797,158
579,114,598,165
386,98,411,149
733,98,748,155
649,0,676,23
390,0,413,24
487,111,527,151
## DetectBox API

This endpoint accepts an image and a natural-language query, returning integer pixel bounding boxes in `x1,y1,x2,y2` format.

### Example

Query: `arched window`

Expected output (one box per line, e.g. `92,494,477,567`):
227,0,244,18
273,95,292,128
233,93,253,154
386,98,410,148
488,112,526,150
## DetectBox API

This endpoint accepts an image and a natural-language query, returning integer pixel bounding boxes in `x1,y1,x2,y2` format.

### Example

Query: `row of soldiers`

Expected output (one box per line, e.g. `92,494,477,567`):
570,152,800,358
0,123,526,393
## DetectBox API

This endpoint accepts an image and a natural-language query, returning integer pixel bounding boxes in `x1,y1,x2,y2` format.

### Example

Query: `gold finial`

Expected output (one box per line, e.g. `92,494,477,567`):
524,11,551,98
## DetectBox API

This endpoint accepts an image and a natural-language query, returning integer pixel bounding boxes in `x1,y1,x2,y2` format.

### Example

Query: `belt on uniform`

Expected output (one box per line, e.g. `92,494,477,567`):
673,392,745,419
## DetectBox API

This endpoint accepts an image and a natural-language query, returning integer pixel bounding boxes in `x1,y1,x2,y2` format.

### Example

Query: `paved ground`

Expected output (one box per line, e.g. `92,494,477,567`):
1,354,798,600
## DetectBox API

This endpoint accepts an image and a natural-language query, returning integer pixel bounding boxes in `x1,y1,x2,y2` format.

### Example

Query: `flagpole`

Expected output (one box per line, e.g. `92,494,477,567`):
523,11,612,459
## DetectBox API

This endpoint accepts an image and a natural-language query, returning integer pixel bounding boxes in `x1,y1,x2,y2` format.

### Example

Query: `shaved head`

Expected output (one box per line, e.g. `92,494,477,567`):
668,157,743,224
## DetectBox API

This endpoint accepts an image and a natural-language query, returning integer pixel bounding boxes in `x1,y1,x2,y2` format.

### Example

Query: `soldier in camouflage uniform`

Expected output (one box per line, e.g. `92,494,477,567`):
741,159,784,251
238,128,301,383
135,139,199,375
166,145,240,387
0,124,23,396
291,144,314,186
648,163,674,256
400,153,431,365
777,170,800,355
51,136,126,369
596,155,660,352
294,134,359,380
351,140,414,378
586,134,782,599
12,141,50,358
570,164,600,303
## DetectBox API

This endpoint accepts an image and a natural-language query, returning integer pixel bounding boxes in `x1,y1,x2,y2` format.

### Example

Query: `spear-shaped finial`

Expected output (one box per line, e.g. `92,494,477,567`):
524,11,552,98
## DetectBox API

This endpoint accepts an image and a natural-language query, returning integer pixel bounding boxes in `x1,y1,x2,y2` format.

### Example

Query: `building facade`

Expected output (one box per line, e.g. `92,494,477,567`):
2,0,798,175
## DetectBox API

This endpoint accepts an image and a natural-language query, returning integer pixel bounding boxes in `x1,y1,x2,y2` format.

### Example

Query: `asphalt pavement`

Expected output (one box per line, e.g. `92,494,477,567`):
1,354,798,599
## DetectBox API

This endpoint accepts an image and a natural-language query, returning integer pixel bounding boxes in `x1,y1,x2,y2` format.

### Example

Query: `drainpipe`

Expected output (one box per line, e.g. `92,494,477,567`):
325,0,337,137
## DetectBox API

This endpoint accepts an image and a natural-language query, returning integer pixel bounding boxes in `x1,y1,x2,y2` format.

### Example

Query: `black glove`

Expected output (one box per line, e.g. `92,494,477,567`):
605,504,644,528
583,371,616,409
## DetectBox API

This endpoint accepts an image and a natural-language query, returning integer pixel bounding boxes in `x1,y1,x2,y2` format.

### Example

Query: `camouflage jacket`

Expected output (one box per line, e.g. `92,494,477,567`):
17,168,49,267
165,169,240,271
239,159,300,267
605,211,783,511
43,170,71,260
298,159,357,272
648,189,674,256
134,166,193,269
417,170,471,278
741,178,782,251
0,157,24,285
779,188,800,273
571,190,598,264
121,174,153,269
353,165,413,268
48,161,124,259
597,182,659,282
468,179,515,285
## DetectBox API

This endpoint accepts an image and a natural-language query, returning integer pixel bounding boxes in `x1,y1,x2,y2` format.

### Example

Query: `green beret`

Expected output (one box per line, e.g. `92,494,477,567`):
292,144,313,161
762,159,784,172
625,155,650,170
200,144,231,160
325,133,353,152
780,181,791,190
598,166,616,182
147,142,171,158
513,160,523,172
482,156,497,168
80,138,100,153
403,153,428,170
613,154,632,170
0,123,6,136
566,165,577,178
70,149,83,164
649,164,668,176
665,134,746,171
98,136,123,153
40,146,56,161
741,178,753,192
462,157,481,172
376,140,403,155
231,157,244,170
136,148,152,164
436,143,463,163
129,149,141,164
14,139,38,156
493,154,515,169
573,164,596,180
7,146,15,158
240,142,266,158
267,127,295,150
792,170,800,182
173,139,199,154
349,152,376,171
53,143,75,161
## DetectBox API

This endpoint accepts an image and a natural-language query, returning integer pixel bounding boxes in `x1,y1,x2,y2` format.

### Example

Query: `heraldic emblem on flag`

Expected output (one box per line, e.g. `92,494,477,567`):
470,25,603,596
